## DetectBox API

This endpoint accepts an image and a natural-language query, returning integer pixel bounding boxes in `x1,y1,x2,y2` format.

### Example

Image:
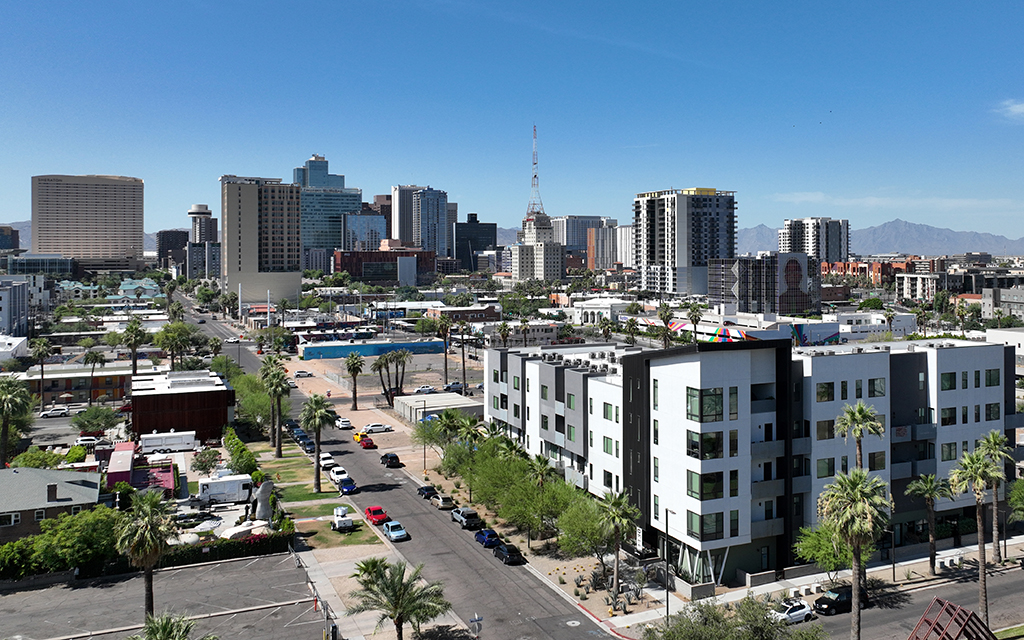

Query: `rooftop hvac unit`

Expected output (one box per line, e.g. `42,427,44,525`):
609,354,617,363
610,366,618,374
600,364,609,372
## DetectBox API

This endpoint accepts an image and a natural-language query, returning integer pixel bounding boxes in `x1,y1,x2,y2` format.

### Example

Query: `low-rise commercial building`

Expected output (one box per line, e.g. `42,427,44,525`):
130,370,235,443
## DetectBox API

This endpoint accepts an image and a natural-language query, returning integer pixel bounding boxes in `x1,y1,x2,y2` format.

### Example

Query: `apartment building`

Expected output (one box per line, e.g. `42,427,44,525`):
484,338,1016,583
778,217,849,263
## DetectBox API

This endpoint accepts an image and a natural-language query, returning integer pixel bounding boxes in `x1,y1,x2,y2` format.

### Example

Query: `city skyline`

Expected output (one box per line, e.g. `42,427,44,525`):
1,2,1022,236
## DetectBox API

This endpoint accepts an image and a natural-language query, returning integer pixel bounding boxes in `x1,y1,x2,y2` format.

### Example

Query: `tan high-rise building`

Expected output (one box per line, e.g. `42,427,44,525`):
220,175,302,304
31,175,144,268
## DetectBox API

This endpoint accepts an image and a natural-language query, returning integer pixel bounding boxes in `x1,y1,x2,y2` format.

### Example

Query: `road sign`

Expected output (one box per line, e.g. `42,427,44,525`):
469,613,483,637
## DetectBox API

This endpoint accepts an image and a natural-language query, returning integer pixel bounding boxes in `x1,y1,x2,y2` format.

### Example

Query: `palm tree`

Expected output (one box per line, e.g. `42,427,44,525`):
392,349,412,393
994,308,1005,329
300,394,335,493
30,338,53,411
978,430,1013,564
624,317,639,346
657,304,674,349
687,302,703,344
208,337,222,357
259,357,287,457
914,308,928,337
457,322,469,394
0,376,32,467
345,352,365,411
883,308,895,333
437,315,453,386
83,350,106,407
950,451,1003,627
598,317,614,342
168,301,185,323
496,321,512,348
835,401,884,470
956,303,968,337
370,352,396,406
115,489,177,617
127,612,216,640
519,318,530,347
597,491,641,597
905,474,952,577
347,559,453,640
819,469,890,640
123,316,149,376
526,454,553,488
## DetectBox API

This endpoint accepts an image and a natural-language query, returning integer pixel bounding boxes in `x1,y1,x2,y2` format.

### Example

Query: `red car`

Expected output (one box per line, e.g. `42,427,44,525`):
359,437,376,449
364,506,388,525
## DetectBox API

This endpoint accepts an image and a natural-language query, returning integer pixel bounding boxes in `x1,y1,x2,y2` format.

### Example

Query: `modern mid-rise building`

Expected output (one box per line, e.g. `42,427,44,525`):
454,213,498,271
294,155,362,271
552,216,615,253
187,204,218,244
485,337,1017,581
709,252,821,316
31,175,144,269
219,175,302,304
343,213,387,251
412,188,450,257
186,241,222,280
0,277,29,336
778,217,850,263
615,225,635,269
0,226,20,252
586,219,619,270
391,185,428,244
367,194,393,239
634,188,737,296
156,229,189,268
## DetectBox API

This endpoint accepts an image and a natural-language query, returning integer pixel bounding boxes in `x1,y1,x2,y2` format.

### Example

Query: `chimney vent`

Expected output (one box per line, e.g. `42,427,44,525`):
47,483,58,502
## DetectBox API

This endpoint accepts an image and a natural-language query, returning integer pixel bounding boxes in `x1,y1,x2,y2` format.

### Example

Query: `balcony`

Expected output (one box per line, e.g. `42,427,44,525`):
750,518,785,539
792,475,812,494
915,459,937,476
751,440,784,459
751,399,776,414
792,437,812,456
751,478,784,500
890,461,914,480
914,423,937,441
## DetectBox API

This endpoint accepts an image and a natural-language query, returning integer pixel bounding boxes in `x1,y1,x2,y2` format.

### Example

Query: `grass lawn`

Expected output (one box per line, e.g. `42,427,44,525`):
187,480,198,495
278,483,337,503
288,503,353,519
996,625,1024,640
296,519,382,549
259,457,313,483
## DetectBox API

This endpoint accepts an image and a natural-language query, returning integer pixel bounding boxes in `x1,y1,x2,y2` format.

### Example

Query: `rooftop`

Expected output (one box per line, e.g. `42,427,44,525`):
131,370,229,396
0,468,102,512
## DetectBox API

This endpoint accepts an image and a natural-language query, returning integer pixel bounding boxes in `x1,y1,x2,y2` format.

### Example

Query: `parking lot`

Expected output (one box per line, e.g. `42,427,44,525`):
0,554,326,640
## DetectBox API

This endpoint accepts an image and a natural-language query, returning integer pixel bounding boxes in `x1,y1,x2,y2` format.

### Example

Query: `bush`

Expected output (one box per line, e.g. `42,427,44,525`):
112,481,136,495
252,469,267,485
0,538,39,580
65,446,86,464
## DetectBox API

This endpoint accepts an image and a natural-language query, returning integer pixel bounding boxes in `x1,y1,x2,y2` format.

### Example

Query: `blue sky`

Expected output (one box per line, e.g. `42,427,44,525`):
1,1,1023,236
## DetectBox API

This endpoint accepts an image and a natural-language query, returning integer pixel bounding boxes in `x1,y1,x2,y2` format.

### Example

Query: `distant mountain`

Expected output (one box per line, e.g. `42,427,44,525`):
496,226,520,246
1,219,159,251
737,224,778,255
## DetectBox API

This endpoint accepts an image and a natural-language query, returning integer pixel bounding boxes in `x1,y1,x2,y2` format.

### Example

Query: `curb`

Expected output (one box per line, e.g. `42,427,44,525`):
522,561,631,639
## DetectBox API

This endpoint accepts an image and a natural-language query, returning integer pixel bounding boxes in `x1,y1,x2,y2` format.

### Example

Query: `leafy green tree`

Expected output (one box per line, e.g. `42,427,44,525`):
71,406,121,435
794,521,873,585
835,401,884,470
904,474,952,576
977,430,1013,564
190,448,221,477
300,394,334,493
857,297,884,311
231,374,273,431
597,491,641,596
65,445,86,464
30,338,53,410
32,505,120,572
0,375,32,467
346,559,453,640
414,317,437,337
127,612,217,640
154,322,195,369
122,316,149,376
209,355,243,382
950,450,1003,627
11,446,65,469
115,490,177,617
557,495,611,574
346,352,364,411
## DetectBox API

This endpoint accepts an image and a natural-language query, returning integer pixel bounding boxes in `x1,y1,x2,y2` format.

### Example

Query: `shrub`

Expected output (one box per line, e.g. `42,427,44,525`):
252,469,267,485
65,446,86,464
112,481,136,495
0,538,39,580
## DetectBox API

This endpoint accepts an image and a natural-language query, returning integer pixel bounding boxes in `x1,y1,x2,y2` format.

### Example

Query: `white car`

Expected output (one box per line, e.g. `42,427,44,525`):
413,385,435,394
225,337,240,343
771,598,813,625
74,436,100,447
328,466,349,484
294,370,314,378
319,453,337,469
39,407,70,418
363,423,393,434
286,379,298,388
335,417,352,429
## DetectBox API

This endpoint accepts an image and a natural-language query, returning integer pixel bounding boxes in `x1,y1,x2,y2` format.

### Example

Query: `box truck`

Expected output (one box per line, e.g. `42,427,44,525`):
192,474,253,506
140,431,199,454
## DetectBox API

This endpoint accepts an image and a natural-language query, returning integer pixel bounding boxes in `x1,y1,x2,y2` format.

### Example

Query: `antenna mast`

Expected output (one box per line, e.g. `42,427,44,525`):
526,125,545,218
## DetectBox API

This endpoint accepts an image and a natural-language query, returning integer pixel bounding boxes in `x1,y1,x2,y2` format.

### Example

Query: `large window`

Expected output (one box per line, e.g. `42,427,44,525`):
817,458,835,479
700,513,724,541
686,430,724,460
868,378,885,398
603,436,613,455
940,372,956,391
687,471,723,500
567,393,575,410
603,471,612,488
940,407,956,426
686,387,723,422
603,402,614,420
816,382,835,402
541,415,549,430
513,404,520,418
541,385,548,400
868,451,886,471
816,420,835,440
567,425,576,442
0,513,20,527
729,387,738,419
986,403,1001,421
941,442,957,461
986,369,1000,387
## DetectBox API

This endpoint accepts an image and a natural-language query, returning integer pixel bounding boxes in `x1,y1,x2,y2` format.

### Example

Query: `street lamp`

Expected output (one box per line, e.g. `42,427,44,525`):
421,399,428,472
665,508,676,627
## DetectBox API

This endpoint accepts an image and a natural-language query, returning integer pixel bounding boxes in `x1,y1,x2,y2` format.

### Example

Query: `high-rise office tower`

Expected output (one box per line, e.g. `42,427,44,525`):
390,185,427,243
366,194,393,238
220,175,302,304
412,188,449,256
446,202,458,257
0,226,20,252
294,155,362,272
615,225,635,269
454,213,497,271
634,188,737,295
156,229,189,267
778,217,850,263
188,204,218,243
586,219,619,270
31,175,144,269
551,215,615,253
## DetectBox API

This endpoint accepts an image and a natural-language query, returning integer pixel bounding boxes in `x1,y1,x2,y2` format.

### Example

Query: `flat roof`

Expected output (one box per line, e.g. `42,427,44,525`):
394,392,482,412
131,370,228,396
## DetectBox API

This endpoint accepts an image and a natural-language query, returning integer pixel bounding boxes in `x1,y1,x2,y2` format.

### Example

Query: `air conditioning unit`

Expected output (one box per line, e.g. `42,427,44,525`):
610,366,618,374
589,352,597,359
609,354,617,363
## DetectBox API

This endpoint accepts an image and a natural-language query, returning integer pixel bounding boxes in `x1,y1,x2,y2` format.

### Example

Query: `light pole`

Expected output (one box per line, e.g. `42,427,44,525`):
890,527,896,583
665,508,676,628
420,399,428,472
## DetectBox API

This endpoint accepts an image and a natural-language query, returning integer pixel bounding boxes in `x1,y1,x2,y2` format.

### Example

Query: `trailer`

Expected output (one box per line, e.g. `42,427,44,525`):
193,474,253,506
140,431,199,454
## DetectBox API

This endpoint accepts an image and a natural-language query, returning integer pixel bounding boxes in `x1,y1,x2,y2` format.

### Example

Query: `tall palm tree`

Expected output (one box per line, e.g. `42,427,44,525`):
978,430,1013,564
914,308,927,337
300,394,335,493
115,489,177,617
127,612,216,640
345,352,365,411
905,474,952,577
597,491,641,597
457,322,469,394
624,317,639,346
208,337,222,358
437,315,453,386
123,316,149,376
519,318,530,347
598,317,614,342
526,454,553,488
168,301,185,323
657,304,674,349
0,376,32,467
994,308,1005,329
956,304,968,337
392,349,412,393
30,338,53,410
260,358,288,458
819,469,890,640
687,302,703,344
835,401,884,470
496,321,512,348
83,350,106,407
883,308,895,333
950,451,1003,627
347,559,453,640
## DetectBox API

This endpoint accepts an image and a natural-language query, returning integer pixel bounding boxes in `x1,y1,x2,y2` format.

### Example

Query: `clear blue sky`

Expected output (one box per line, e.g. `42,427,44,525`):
2,1,1023,236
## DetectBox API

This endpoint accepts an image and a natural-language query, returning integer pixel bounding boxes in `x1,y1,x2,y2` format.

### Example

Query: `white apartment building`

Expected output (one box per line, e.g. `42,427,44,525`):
778,217,850,263
823,310,918,340
616,225,635,269
485,338,1017,583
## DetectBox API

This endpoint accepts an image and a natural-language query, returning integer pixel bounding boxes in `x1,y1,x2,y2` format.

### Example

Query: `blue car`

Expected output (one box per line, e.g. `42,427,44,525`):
338,477,358,494
474,529,500,548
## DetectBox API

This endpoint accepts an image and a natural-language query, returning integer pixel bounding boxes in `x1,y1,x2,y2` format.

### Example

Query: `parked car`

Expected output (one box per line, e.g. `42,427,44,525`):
283,419,299,431
39,407,70,418
74,436,100,447
443,382,464,392
451,507,483,529
475,383,484,389
353,432,368,443
382,521,409,542
300,440,316,454
359,437,376,449
417,485,438,499
337,477,358,494
291,428,307,440
318,453,337,469
287,379,298,388
475,529,500,548
380,453,401,468
336,417,352,429
771,598,813,625
363,423,394,434
813,586,869,615
430,494,455,510
493,543,524,565
294,370,314,378
328,466,349,484
364,505,388,525
225,337,239,343
413,385,435,394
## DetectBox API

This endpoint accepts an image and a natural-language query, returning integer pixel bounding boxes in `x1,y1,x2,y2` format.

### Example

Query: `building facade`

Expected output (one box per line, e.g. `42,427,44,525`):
343,213,387,251
0,278,29,336
412,188,450,257
0,225,20,252
634,188,737,296
509,209,565,282
615,225,635,269
778,217,850,263
156,229,188,267
454,213,497,272
185,241,222,279
391,185,427,244
586,220,619,270
188,204,218,243
0,469,101,544
294,155,361,270
709,252,821,316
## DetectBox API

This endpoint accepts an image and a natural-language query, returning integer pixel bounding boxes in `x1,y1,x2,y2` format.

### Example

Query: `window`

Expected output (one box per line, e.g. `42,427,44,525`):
34,509,45,522
962,406,969,425
567,393,575,410
603,436,613,455
816,420,835,440
615,440,619,458
986,403,1001,421
589,398,593,414
919,372,926,391
603,402,614,420
687,430,724,459
730,510,739,537
615,406,619,423
541,385,548,400
840,455,848,474
603,471,613,488
729,430,738,457
841,380,848,400
687,510,700,540
986,369,1000,387
513,404,520,418
940,407,956,426
868,378,885,397
868,451,886,471
492,396,499,410
941,442,957,461
702,513,724,541
765,500,774,520
941,372,956,391
568,425,576,442
0,513,20,526
653,379,659,410
816,382,834,402
730,469,739,497
975,405,981,423
513,376,520,390
975,370,981,388
541,415,549,430
654,495,660,519
654,457,659,482
526,379,530,391
686,387,724,422
817,458,835,479
71,505,83,515
653,420,659,445
589,431,593,447
729,387,738,419
855,379,863,399
493,369,499,383
962,371,968,389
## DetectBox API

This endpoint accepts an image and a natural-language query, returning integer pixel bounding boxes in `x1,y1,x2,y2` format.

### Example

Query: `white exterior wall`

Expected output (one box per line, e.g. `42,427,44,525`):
586,377,625,496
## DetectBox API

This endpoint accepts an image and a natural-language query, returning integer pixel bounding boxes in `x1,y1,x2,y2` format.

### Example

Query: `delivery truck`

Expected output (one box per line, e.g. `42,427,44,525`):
140,431,199,454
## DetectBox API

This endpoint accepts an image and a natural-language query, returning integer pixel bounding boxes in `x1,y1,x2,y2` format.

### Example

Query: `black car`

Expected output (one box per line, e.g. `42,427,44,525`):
493,543,524,565
813,586,869,615
283,419,300,431
300,440,316,454
292,429,307,441
417,485,438,499
380,453,401,468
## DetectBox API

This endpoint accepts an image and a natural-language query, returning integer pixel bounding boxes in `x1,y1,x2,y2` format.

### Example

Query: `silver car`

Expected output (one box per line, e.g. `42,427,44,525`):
363,423,394,434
